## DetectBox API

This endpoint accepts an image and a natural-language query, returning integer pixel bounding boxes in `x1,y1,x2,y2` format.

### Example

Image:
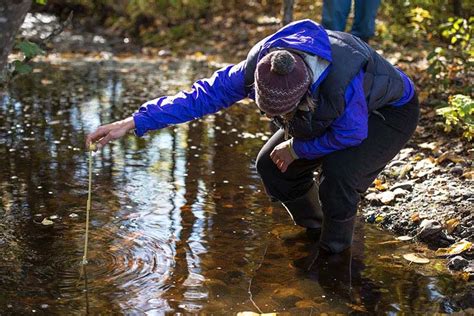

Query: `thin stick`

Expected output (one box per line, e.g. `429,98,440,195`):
82,149,93,265
248,243,268,314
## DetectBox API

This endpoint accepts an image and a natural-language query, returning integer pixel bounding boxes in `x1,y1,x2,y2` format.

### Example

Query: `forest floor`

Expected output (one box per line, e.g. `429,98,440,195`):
18,11,474,278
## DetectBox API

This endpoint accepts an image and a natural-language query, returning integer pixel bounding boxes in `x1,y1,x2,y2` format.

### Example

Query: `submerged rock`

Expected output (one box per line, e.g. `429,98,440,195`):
417,220,443,241
447,256,469,271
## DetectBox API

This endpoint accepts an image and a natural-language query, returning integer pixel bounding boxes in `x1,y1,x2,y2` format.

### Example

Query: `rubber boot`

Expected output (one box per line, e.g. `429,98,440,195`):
282,182,323,230
319,215,356,253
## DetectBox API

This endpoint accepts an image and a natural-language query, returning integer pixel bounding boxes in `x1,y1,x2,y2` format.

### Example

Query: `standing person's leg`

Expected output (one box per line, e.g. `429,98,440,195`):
319,95,420,253
321,0,352,32
256,129,323,229
351,0,382,42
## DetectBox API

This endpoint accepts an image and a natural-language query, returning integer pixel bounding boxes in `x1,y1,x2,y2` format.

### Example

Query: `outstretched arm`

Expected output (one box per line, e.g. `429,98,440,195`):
86,61,247,149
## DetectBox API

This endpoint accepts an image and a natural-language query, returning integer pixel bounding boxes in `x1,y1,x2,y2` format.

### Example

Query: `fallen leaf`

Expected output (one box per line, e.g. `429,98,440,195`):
462,170,474,179
41,218,54,225
397,235,414,241
445,218,460,234
403,253,430,264
374,179,388,191
436,152,465,164
378,240,402,245
435,240,472,257
410,213,421,223
346,303,367,312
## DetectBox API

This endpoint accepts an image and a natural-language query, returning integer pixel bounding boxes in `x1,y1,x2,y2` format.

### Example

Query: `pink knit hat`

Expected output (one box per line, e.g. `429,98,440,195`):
255,50,311,116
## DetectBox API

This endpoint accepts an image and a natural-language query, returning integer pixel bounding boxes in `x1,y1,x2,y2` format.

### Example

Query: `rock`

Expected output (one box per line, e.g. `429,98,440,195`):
366,213,376,223
450,166,464,177
393,188,409,197
380,191,396,204
390,182,414,191
447,256,469,271
417,219,443,241
364,192,382,205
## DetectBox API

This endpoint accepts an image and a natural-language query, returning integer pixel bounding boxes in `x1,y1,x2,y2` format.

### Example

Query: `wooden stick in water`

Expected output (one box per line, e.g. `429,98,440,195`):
82,144,95,265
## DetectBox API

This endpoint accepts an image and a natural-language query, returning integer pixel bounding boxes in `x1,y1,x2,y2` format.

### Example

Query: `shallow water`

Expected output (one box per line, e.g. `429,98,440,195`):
0,58,471,314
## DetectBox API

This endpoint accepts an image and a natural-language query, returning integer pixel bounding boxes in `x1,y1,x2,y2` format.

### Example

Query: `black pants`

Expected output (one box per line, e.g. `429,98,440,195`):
256,95,420,221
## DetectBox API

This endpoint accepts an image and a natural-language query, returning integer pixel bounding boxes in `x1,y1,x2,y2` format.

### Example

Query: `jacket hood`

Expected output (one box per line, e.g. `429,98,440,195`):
258,19,332,63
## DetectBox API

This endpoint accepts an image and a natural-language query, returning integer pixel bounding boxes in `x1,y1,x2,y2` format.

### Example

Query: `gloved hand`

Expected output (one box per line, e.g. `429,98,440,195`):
270,139,299,173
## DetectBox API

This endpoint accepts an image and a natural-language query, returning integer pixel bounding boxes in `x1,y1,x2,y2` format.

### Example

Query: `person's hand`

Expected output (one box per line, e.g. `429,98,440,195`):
85,117,135,150
270,139,299,173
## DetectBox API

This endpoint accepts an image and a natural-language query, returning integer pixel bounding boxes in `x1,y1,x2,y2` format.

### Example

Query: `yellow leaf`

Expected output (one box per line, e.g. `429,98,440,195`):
374,179,388,191
445,218,460,234
410,212,421,223
397,235,414,241
403,253,430,264
436,152,465,164
435,240,472,257
462,170,474,179
41,218,54,225
378,240,402,245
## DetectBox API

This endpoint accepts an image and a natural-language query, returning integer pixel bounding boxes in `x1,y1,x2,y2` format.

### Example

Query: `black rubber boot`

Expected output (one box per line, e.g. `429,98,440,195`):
319,215,356,253
282,182,323,230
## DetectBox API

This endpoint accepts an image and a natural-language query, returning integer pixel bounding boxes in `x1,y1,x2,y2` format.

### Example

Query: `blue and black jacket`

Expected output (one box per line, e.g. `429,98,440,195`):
133,19,415,160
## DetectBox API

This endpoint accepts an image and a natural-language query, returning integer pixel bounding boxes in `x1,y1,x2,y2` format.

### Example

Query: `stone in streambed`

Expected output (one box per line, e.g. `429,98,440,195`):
364,192,382,205
393,188,409,197
447,256,469,271
379,191,396,204
390,182,414,191
417,219,443,241
450,166,464,177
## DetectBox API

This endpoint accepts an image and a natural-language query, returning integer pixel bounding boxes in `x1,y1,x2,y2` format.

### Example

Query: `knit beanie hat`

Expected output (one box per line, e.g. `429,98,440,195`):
255,50,311,116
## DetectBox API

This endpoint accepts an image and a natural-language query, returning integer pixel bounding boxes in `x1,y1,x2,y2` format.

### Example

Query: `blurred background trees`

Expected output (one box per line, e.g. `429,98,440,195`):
3,0,473,139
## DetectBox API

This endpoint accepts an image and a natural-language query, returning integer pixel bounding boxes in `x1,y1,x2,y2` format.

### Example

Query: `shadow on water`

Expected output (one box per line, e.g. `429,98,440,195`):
0,58,471,314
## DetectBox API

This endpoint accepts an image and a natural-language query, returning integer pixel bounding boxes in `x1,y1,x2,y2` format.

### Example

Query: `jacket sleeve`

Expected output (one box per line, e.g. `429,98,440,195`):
292,69,368,159
133,61,247,137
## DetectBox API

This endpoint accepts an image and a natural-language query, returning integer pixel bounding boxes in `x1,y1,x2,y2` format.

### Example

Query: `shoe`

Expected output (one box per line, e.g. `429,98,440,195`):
306,227,321,241
282,182,323,229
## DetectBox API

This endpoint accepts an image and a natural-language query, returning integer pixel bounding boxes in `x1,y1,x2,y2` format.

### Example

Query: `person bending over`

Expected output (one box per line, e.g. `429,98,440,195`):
86,19,419,254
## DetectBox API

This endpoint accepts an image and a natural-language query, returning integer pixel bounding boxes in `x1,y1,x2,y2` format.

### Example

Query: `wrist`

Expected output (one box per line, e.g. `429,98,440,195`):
122,117,135,131
288,138,299,160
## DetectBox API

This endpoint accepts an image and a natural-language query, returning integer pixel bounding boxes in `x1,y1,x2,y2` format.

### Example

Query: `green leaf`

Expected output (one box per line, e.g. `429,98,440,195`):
35,0,47,5
15,40,44,59
13,60,33,74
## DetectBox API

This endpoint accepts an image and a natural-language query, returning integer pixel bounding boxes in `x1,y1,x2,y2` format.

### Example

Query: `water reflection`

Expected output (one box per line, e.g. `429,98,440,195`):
0,58,471,314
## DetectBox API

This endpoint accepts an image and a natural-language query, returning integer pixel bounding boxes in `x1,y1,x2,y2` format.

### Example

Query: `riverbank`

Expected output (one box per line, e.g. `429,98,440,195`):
361,103,473,279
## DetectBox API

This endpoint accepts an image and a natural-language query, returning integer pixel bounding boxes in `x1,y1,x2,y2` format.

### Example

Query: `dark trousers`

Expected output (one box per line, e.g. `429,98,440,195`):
256,95,420,221
322,0,382,40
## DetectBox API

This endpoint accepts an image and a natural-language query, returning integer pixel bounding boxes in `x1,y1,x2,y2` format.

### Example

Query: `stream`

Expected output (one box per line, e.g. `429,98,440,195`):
0,58,471,314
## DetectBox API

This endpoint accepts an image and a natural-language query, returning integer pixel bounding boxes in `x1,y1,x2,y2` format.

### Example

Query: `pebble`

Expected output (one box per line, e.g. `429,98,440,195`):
450,166,464,177
380,191,396,204
390,182,414,191
417,219,443,240
447,256,469,271
393,188,409,197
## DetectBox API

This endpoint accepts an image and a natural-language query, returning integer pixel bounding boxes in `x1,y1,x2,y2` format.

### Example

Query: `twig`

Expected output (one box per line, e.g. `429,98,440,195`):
248,243,268,314
42,11,73,45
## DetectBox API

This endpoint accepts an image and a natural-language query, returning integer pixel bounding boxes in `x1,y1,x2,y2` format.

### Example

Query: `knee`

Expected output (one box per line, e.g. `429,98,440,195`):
255,151,276,180
319,165,360,219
